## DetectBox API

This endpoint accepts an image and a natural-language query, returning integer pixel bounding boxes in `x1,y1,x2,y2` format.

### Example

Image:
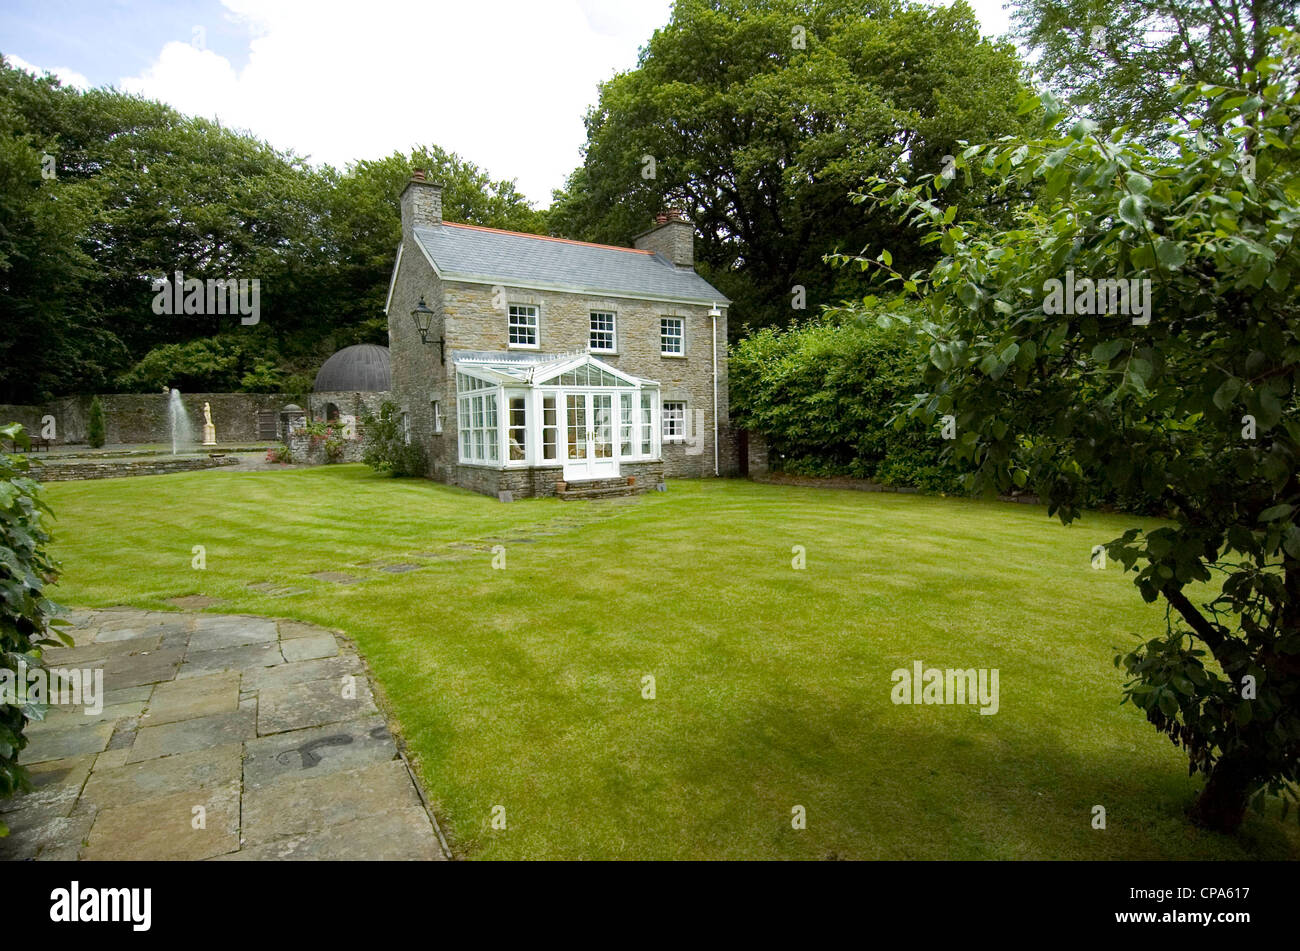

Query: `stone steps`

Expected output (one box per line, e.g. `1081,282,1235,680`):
556,478,648,501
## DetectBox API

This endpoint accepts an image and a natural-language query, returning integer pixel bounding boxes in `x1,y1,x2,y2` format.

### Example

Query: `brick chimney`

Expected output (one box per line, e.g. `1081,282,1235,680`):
400,168,443,237
634,207,694,268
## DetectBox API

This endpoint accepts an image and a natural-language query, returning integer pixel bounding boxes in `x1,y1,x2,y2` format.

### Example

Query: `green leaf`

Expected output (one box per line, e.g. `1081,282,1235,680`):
1118,195,1147,229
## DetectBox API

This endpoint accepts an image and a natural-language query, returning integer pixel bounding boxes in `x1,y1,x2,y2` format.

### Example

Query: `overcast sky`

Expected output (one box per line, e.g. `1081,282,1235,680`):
2,0,1015,206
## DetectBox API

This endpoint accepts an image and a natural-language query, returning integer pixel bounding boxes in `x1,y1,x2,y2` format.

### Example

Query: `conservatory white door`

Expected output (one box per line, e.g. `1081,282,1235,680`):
563,392,618,481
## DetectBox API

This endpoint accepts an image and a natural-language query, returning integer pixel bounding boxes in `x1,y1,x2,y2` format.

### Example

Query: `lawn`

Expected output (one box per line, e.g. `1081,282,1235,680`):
42,465,1300,859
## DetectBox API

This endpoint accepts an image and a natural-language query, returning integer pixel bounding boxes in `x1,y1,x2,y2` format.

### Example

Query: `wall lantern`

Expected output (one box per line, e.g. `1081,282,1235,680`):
410,296,445,363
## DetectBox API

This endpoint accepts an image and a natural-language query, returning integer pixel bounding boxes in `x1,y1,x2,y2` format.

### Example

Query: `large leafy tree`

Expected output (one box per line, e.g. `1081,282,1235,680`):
0,57,545,399
1012,0,1296,147
855,32,1300,832
549,0,1030,334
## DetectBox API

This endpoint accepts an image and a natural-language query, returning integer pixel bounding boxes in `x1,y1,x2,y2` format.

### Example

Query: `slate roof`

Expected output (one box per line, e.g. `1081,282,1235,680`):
411,223,729,305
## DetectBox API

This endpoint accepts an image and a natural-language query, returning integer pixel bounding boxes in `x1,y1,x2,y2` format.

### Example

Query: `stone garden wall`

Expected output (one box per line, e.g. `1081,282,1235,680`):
0,391,391,447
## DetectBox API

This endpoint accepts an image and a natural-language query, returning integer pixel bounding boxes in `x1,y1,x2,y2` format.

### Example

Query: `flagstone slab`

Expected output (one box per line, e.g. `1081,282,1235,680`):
0,755,93,819
2,609,445,861
0,809,98,861
26,700,146,734
127,707,256,763
256,677,377,735
82,743,242,808
239,652,363,692
188,616,279,652
214,805,443,861
243,716,394,790
81,784,240,861
141,671,240,726
240,760,419,846
280,633,339,662
20,721,116,765
99,646,186,690
178,641,283,677
42,634,164,666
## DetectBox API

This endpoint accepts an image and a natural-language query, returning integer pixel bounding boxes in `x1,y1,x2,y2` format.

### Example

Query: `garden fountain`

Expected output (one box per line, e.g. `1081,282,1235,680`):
165,388,193,455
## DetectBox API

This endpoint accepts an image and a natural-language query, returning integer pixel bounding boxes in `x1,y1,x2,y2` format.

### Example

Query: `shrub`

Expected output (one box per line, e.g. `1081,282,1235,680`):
0,423,68,834
360,402,425,477
86,397,106,448
265,444,291,464
730,307,964,493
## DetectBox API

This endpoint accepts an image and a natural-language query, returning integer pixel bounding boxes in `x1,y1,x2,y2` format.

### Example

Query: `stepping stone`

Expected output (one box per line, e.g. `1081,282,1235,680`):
308,571,362,585
81,783,240,861
167,595,226,609
256,676,376,735
281,635,338,663
242,716,394,790
377,563,419,573
245,582,281,592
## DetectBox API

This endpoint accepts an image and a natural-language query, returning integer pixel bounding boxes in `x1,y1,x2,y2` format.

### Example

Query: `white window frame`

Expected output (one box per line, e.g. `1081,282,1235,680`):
662,400,686,442
589,311,616,352
401,411,411,445
432,400,442,434
509,304,539,349
660,317,684,356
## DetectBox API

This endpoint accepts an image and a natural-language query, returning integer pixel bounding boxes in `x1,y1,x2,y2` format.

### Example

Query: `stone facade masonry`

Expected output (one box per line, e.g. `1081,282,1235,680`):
386,242,737,497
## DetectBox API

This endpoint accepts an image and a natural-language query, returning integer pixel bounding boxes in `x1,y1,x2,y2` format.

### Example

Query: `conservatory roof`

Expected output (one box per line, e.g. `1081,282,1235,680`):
452,350,658,388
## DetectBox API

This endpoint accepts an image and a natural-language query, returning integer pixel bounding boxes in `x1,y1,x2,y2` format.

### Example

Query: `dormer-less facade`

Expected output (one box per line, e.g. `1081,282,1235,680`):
385,170,733,498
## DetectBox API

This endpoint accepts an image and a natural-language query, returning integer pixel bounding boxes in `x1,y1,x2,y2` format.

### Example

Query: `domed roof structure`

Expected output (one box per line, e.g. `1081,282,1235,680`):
313,344,391,392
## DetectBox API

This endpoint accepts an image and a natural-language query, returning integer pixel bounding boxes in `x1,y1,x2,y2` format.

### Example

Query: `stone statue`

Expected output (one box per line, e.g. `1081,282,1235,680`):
202,401,217,446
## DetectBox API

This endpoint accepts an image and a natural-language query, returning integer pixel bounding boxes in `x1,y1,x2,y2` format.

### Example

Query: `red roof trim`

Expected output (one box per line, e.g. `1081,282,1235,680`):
441,221,653,255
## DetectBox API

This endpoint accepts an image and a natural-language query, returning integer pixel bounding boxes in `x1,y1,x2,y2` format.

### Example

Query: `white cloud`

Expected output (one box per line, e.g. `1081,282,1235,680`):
5,53,91,90
119,0,673,206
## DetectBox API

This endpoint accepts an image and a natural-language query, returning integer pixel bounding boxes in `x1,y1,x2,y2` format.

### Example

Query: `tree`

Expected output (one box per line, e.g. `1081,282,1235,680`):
1011,0,1295,147
86,397,105,448
851,31,1300,832
549,0,1031,335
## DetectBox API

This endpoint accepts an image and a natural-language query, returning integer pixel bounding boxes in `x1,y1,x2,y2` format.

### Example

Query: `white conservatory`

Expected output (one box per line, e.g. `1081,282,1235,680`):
453,351,661,482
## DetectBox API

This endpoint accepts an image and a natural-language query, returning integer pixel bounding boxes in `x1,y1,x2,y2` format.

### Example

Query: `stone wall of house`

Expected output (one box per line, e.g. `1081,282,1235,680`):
385,238,448,479
439,280,736,480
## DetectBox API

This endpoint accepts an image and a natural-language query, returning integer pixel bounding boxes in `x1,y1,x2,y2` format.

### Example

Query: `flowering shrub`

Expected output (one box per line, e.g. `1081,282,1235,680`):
265,444,291,464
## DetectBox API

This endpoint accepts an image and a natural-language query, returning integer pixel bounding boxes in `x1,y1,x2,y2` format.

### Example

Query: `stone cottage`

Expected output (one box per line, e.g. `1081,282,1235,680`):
384,170,734,498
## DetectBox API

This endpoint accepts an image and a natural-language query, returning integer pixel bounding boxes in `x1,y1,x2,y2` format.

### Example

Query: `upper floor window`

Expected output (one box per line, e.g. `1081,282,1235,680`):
509,304,538,348
589,311,616,352
660,317,684,355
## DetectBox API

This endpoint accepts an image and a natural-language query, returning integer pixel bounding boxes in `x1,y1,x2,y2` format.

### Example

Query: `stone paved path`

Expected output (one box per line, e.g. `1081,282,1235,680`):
0,609,447,861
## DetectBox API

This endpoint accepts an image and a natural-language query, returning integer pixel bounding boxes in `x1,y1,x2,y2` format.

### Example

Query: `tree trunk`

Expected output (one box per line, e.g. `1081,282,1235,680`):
1188,749,1260,833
